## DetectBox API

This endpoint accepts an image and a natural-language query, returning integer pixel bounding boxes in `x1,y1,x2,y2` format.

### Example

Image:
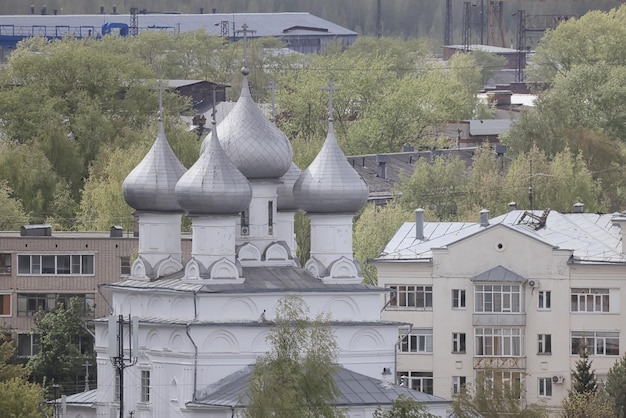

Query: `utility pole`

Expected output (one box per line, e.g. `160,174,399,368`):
109,315,138,418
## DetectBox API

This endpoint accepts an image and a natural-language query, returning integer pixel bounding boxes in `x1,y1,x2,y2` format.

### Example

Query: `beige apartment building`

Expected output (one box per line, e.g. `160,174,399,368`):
0,224,192,357
376,207,626,411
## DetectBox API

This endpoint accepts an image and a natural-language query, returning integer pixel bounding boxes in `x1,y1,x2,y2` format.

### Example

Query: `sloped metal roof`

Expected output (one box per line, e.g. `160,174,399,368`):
0,12,357,37
189,365,449,409
472,265,525,282
469,119,512,136
377,210,626,264
105,266,384,294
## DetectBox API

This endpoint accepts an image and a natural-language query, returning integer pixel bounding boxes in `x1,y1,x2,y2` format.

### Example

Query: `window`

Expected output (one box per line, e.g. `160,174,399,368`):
17,293,94,317
452,289,466,309
452,376,467,394
538,334,552,354
400,329,433,353
17,333,40,357
538,377,552,397
475,285,521,313
0,294,10,316
538,290,551,310
452,333,466,353
120,257,131,276
387,285,432,309
571,288,609,313
141,370,150,403
475,328,523,356
571,331,619,356
477,370,523,400
17,254,94,276
398,371,433,395
268,201,273,234
240,209,249,235
0,253,11,275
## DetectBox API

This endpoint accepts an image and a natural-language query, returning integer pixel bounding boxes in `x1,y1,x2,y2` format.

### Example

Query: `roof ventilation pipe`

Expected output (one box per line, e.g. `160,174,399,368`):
574,202,584,213
376,154,388,179
480,209,490,227
508,202,517,212
415,208,424,240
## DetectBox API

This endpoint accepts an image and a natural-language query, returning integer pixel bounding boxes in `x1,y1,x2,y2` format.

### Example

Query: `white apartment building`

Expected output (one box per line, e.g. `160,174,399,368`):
375,206,626,410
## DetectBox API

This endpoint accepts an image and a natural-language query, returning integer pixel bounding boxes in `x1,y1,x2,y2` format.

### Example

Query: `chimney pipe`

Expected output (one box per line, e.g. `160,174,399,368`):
508,202,517,212
112,5,117,14
41,5,47,15
376,154,388,179
31,5,35,14
100,5,104,14
415,208,424,240
480,209,490,227
573,202,584,213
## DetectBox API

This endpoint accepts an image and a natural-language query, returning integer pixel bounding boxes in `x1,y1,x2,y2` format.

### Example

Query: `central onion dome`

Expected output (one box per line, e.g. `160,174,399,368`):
176,118,252,214
294,117,368,213
123,117,186,212
200,68,292,179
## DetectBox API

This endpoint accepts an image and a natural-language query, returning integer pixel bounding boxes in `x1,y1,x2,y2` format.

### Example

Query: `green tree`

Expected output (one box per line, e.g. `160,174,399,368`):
28,298,95,396
561,391,617,418
373,394,436,418
452,371,548,418
605,352,626,418
245,295,346,418
353,203,413,284
570,348,598,396
0,377,48,417
0,180,29,230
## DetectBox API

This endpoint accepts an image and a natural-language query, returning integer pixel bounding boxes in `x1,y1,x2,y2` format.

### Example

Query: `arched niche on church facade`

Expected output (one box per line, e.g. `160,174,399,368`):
147,329,162,350
201,330,239,353
221,296,258,321
169,331,186,352
323,296,359,320
251,330,270,353
348,329,386,352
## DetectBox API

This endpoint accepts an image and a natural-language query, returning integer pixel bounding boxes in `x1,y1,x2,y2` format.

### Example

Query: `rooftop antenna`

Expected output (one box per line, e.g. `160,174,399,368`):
268,79,281,123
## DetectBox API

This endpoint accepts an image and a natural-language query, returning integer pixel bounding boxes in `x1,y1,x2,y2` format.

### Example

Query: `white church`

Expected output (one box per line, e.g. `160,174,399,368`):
60,53,449,417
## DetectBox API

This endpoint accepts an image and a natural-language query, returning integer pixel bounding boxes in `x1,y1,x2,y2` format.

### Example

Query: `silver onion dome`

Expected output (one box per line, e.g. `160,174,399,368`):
176,120,252,215
276,162,302,211
123,118,186,212
200,71,292,179
293,120,368,213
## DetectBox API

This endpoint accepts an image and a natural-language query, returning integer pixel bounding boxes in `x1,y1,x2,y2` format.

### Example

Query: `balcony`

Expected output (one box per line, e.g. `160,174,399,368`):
473,356,526,369
473,313,525,326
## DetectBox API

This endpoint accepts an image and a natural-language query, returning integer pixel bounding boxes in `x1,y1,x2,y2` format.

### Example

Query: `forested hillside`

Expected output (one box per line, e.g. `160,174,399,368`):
1,0,623,43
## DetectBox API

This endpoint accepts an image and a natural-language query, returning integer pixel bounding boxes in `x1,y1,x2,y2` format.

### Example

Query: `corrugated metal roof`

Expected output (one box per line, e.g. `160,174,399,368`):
378,210,626,264
472,265,525,282
0,12,357,37
190,365,449,408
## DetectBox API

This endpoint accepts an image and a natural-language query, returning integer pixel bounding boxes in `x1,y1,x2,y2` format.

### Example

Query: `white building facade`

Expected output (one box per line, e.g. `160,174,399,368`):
376,207,626,411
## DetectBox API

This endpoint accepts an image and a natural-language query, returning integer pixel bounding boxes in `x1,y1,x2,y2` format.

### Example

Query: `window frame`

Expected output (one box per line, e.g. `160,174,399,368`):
538,334,552,355
570,288,610,313
120,256,131,276
399,329,433,354
571,331,619,356
17,333,40,357
17,293,94,317
538,377,553,397
452,376,467,395
475,327,523,357
398,371,434,395
0,253,11,275
474,284,521,313
387,285,433,310
538,290,551,310
17,253,95,276
452,332,467,354
140,370,151,403
452,289,466,309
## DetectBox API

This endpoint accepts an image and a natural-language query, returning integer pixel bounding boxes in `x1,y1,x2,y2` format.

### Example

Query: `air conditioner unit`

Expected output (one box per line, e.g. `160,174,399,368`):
552,375,564,384
528,279,539,288
241,226,249,236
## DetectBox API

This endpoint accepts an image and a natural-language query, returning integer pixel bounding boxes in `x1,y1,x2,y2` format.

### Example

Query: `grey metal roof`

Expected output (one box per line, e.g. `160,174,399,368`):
276,162,302,211
190,365,449,409
201,73,293,179
294,120,368,213
469,119,512,136
105,266,384,294
122,118,187,212
176,119,252,214
472,265,525,282
377,210,626,264
50,389,98,406
0,12,358,38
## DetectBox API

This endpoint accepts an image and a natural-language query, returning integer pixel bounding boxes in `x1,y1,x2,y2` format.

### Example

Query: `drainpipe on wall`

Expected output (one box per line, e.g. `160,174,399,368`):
185,290,200,401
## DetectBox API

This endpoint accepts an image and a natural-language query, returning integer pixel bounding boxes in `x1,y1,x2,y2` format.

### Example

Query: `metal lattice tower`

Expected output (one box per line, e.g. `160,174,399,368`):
486,1,506,47
129,7,138,36
463,1,472,52
516,9,526,82
444,0,453,45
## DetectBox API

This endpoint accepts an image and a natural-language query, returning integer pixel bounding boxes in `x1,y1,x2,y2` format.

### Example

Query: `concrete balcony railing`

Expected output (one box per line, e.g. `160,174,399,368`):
472,313,526,326
473,356,526,369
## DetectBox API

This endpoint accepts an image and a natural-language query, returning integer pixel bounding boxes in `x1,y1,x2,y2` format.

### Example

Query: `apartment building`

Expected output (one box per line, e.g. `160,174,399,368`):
375,206,626,410
0,225,192,357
